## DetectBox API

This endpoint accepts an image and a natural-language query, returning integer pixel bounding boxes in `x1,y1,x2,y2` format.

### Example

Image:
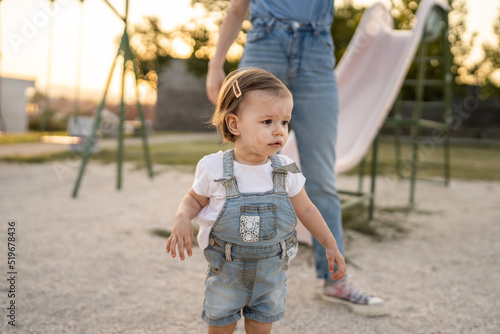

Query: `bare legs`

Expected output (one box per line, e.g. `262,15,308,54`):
208,319,272,334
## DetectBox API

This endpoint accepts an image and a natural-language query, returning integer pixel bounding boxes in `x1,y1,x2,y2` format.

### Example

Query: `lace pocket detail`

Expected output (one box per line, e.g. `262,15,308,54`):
240,204,277,242
240,215,260,242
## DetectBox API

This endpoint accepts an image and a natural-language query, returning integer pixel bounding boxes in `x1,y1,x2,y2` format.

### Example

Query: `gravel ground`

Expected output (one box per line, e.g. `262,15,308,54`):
0,161,499,333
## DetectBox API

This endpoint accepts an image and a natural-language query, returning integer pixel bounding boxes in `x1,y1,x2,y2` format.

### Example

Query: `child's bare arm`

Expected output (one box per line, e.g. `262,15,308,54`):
166,188,209,261
290,188,346,280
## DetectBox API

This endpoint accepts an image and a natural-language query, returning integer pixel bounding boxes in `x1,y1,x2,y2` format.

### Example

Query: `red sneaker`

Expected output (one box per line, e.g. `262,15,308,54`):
322,278,388,316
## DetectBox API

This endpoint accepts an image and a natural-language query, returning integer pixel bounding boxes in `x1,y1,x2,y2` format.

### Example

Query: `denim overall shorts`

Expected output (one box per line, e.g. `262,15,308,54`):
201,149,300,327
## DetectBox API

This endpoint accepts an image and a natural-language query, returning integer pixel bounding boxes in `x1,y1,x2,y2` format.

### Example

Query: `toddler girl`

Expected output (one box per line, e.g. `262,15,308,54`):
166,68,346,334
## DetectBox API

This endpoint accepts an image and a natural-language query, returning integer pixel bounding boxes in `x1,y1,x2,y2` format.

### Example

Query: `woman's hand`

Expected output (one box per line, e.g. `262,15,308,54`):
206,64,226,105
205,0,251,104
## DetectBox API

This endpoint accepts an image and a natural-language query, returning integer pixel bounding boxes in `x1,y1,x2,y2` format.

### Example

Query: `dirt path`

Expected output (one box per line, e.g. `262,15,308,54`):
0,161,498,333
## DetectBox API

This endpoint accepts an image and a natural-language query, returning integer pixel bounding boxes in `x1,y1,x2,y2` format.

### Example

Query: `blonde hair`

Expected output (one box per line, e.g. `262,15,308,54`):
211,68,292,142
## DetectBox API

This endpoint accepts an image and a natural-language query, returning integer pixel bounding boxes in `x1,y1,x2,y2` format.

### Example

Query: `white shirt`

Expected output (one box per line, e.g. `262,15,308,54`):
192,151,306,249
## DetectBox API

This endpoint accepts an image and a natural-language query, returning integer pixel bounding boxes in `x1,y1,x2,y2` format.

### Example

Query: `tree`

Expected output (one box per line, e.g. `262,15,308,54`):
129,17,173,90
446,0,477,88
469,7,500,98
189,0,364,70
129,15,241,82
191,0,230,15
130,0,479,97
331,2,365,64
387,0,480,99
129,1,364,86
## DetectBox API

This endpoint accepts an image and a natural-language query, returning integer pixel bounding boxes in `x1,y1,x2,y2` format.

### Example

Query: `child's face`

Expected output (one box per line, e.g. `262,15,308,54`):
227,91,293,164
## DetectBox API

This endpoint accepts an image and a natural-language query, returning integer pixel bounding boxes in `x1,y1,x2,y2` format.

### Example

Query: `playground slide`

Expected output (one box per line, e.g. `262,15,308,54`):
281,0,449,244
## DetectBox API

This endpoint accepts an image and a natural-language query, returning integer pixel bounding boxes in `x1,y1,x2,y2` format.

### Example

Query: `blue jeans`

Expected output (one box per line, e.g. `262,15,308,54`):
239,17,343,281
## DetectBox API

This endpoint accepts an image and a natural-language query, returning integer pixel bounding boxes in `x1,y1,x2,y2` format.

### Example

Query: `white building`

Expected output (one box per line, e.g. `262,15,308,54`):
0,76,35,133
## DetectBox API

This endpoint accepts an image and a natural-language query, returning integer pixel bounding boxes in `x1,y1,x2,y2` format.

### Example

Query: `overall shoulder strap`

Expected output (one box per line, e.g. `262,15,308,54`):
271,154,301,194
270,154,282,170
222,148,234,177
215,149,240,198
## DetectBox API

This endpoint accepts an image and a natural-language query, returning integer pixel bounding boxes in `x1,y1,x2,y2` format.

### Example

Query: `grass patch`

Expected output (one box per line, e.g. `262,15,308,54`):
91,139,234,166
1,134,499,181
0,151,70,163
345,139,500,181
91,137,499,181
0,131,66,145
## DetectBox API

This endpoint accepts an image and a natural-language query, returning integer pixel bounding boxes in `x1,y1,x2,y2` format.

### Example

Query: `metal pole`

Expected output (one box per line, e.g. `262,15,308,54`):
40,0,55,133
117,50,126,190
443,12,452,186
125,0,129,22
102,0,126,22
368,134,379,221
116,1,129,189
357,157,365,193
409,38,428,204
392,92,404,178
125,0,153,179
72,49,121,197
73,0,85,118
73,0,154,196
130,52,154,178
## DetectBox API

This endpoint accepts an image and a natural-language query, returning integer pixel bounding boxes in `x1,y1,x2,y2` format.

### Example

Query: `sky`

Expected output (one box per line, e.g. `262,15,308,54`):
1,0,498,102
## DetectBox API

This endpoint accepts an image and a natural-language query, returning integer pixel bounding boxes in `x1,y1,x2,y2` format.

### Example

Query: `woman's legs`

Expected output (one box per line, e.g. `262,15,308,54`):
240,24,343,280
290,71,344,279
240,18,387,315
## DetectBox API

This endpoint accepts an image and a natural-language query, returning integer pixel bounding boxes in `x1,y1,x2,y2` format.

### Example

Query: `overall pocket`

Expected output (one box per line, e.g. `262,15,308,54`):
204,248,225,275
240,204,277,242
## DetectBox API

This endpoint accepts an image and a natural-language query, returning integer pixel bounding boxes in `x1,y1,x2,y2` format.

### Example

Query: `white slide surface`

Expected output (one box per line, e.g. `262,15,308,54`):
281,0,449,244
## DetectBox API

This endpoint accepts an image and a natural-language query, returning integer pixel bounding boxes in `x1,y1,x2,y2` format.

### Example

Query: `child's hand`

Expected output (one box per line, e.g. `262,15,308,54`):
326,246,347,281
166,218,194,261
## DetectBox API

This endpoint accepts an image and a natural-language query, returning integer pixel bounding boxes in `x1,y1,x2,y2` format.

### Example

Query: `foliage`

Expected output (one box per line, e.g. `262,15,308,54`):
2,136,499,181
129,17,173,89
330,3,365,64
0,132,44,145
91,139,233,166
183,23,241,77
130,0,494,99
468,7,500,98
388,0,468,99
446,0,476,86
28,90,47,103
191,0,230,14
130,1,363,81
28,110,67,132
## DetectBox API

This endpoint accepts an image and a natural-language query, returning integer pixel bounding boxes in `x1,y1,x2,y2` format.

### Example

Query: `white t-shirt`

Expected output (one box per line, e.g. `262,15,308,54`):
192,151,306,249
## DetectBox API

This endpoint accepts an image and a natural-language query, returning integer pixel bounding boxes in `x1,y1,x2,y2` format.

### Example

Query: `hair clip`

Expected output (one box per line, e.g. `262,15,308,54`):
232,79,242,98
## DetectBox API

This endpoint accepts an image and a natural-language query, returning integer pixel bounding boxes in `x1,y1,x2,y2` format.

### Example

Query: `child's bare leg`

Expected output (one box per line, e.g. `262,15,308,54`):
207,322,237,334
244,319,272,334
